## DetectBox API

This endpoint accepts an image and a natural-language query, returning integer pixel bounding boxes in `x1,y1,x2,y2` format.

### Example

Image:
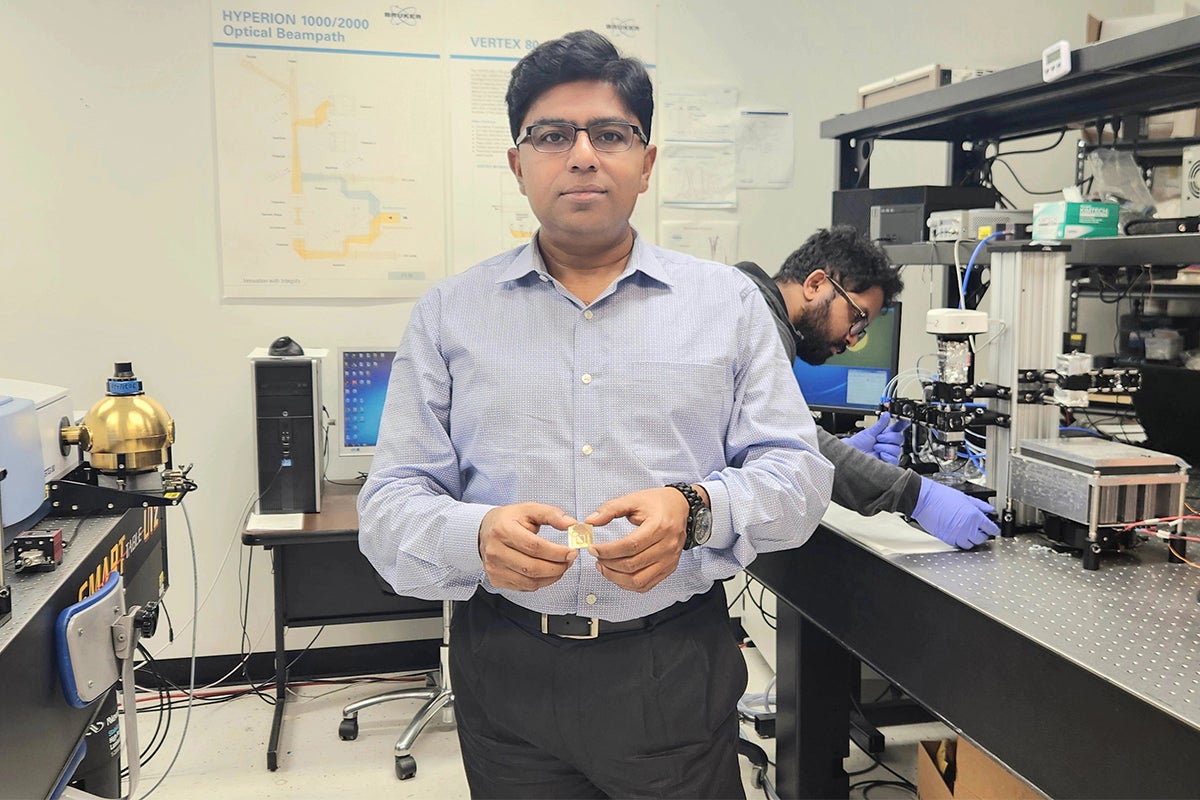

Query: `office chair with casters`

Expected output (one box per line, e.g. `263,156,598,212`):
738,734,773,794
338,599,455,780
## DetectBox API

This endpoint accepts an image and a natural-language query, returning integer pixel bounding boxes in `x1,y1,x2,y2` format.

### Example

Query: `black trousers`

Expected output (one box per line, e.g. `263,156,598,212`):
449,584,748,799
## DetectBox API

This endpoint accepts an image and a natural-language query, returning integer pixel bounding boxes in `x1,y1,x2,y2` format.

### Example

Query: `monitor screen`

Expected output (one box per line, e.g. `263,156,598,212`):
792,304,902,415
338,348,396,457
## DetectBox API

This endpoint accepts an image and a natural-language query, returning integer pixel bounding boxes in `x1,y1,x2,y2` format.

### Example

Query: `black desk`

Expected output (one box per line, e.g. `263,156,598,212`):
241,482,440,771
749,514,1200,800
0,507,168,800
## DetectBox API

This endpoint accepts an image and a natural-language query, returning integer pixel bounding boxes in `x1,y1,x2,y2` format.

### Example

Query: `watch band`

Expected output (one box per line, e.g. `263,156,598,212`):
666,482,704,549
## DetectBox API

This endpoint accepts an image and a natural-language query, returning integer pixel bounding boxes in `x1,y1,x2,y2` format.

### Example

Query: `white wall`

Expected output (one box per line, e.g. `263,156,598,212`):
1,0,1150,664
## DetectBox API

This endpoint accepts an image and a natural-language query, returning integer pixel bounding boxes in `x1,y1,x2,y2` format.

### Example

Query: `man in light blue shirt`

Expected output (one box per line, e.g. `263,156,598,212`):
359,29,833,800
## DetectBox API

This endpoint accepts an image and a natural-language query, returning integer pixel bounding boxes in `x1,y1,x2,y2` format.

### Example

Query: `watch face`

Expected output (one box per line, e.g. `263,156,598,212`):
693,506,713,545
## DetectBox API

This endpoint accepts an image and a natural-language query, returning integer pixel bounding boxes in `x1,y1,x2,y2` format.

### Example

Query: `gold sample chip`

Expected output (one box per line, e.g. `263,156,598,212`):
567,523,594,549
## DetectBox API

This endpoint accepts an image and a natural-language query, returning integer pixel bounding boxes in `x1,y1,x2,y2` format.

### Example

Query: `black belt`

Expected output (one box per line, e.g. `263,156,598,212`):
485,586,716,640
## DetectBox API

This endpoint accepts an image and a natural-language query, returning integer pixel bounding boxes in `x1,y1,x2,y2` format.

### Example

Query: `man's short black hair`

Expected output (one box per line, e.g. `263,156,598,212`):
506,30,654,143
775,225,904,306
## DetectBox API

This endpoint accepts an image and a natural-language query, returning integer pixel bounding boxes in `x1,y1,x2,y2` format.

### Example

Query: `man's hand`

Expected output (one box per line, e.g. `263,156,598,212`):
844,412,910,465
911,478,1000,550
478,503,578,591
584,487,692,593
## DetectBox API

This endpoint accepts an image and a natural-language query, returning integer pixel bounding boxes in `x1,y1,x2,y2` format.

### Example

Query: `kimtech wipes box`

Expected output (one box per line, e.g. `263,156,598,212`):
1031,201,1120,240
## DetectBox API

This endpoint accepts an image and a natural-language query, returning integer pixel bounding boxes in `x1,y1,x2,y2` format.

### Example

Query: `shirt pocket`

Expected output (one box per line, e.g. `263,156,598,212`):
611,361,732,476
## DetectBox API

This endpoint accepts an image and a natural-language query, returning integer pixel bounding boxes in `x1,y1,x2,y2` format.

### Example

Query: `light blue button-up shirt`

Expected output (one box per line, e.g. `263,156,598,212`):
359,235,833,622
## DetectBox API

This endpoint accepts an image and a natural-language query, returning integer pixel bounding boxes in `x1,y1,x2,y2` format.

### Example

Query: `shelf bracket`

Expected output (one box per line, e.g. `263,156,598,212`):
836,137,873,190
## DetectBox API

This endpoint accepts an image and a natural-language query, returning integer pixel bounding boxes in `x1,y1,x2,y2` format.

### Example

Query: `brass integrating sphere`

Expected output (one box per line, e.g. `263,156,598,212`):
61,363,175,473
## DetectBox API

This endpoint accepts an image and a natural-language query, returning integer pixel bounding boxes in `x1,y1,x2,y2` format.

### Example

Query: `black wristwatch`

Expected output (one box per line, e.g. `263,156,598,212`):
667,482,713,550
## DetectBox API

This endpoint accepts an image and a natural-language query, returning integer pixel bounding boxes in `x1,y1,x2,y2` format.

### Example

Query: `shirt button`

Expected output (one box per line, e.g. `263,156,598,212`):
583,310,594,320
581,444,593,456
586,594,597,605
581,373,592,384
539,274,549,282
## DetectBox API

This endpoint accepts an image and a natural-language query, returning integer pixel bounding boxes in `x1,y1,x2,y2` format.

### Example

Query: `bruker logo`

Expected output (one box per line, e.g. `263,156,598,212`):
386,5,421,26
606,18,639,37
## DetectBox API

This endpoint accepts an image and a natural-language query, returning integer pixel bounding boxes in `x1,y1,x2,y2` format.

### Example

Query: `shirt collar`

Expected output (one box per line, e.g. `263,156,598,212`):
494,230,671,288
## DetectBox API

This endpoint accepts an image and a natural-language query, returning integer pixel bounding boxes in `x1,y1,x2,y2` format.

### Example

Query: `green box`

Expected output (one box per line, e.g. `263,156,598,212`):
1031,201,1120,240
1027,200,1118,241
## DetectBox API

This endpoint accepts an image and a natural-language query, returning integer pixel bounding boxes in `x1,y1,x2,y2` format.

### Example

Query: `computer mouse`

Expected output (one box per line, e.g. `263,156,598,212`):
268,336,304,357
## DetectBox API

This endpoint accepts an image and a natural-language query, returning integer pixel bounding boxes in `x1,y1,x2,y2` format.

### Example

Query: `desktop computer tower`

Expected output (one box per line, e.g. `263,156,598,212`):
252,358,322,514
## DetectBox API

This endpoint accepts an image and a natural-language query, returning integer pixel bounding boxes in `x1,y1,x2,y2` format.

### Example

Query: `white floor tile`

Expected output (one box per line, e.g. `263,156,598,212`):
136,675,468,800
130,648,948,799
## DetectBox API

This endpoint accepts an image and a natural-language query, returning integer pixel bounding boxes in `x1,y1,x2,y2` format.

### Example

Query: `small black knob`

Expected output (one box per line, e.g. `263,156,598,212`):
137,602,160,639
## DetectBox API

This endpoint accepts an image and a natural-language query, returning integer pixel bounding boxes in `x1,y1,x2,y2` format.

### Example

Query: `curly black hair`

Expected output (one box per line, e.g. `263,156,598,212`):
775,225,904,306
505,30,654,143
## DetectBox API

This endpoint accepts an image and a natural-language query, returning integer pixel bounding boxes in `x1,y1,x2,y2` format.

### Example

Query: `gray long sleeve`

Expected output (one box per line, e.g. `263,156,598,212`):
733,260,924,518
817,428,921,516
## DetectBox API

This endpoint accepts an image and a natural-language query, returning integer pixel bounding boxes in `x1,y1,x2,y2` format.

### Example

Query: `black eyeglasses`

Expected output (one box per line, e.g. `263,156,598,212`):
515,122,649,154
826,275,870,337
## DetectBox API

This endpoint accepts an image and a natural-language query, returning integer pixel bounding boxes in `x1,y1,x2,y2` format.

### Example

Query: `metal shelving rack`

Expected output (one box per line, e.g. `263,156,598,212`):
822,16,1200,315
821,15,1200,194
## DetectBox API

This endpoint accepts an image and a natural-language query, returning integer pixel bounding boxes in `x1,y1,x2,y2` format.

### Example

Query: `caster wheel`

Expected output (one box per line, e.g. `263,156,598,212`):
338,718,359,741
396,755,417,780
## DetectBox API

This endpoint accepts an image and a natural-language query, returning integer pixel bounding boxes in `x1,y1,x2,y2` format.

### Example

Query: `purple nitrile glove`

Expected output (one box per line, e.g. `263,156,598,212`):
843,412,892,454
912,478,1000,550
870,415,910,465
843,412,910,465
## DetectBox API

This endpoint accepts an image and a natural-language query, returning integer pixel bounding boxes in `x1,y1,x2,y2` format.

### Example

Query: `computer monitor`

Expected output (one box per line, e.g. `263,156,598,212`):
337,348,397,457
792,303,902,416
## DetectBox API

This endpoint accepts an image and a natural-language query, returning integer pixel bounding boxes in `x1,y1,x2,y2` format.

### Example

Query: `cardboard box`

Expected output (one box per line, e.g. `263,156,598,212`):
1031,201,1119,241
858,65,993,110
1084,9,1200,141
917,738,1043,800
859,64,949,110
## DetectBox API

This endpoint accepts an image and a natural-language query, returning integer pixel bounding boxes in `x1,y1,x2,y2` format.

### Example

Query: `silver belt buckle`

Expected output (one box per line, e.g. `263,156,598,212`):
541,614,600,639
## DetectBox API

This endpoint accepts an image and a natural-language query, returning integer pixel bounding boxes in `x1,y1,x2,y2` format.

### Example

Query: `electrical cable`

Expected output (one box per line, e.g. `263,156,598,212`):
848,736,917,791
134,501,200,800
1122,515,1200,531
960,232,1005,310
972,318,1007,352
868,682,897,705
147,480,273,659
994,128,1068,156
321,404,331,482
847,759,883,777
958,449,986,476
1168,542,1200,570
727,574,751,611
321,404,371,487
158,601,175,643
990,157,1069,196
1060,426,1104,437
126,645,172,775
967,129,1069,207
739,575,777,630
855,779,917,798
953,238,966,301
738,675,777,718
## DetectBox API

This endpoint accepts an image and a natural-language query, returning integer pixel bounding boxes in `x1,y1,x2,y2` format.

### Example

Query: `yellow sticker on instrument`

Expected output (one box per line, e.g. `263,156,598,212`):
567,523,594,549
